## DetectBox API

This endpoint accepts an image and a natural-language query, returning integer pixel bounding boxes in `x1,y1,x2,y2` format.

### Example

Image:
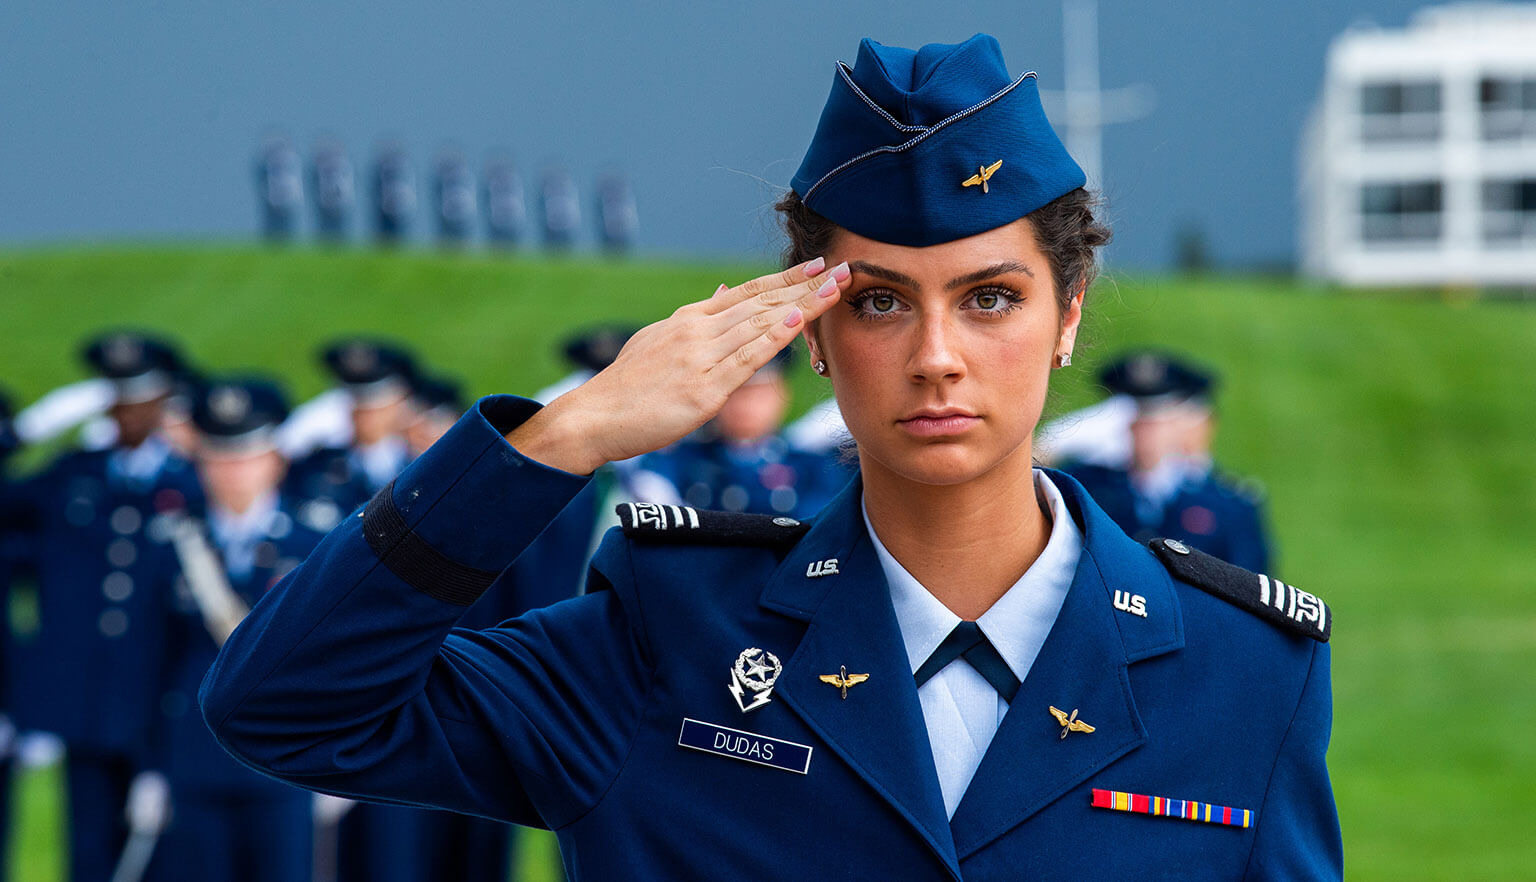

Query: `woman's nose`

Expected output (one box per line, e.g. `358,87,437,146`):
907,315,966,383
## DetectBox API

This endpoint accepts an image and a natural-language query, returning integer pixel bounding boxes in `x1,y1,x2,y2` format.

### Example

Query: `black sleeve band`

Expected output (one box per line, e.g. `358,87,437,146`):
362,481,499,606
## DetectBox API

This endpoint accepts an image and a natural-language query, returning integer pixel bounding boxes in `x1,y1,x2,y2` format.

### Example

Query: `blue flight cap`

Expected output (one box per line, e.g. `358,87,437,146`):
791,34,1085,247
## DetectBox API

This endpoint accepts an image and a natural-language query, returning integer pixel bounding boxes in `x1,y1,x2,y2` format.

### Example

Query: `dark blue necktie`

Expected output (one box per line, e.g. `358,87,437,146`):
912,621,1020,703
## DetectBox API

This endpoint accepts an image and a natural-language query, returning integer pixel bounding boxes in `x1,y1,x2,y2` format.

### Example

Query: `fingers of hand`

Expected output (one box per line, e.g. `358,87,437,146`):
711,262,850,382
705,257,827,314
713,259,849,334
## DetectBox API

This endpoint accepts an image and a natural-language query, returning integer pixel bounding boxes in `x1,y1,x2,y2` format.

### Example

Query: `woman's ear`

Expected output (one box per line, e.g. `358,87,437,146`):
801,324,824,370
1057,285,1085,358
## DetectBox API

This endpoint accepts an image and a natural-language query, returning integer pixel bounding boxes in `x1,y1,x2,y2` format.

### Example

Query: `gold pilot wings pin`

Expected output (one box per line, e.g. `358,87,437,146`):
962,159,1003,193
1092,788,1253,829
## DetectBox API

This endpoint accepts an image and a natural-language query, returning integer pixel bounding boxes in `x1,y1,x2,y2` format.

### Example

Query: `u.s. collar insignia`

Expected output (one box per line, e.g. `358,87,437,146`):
962,159,1003,194
729,647,782,713
806,558,839,578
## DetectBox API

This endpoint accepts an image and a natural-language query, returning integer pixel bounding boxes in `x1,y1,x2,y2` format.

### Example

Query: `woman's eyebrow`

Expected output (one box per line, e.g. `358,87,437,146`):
849,261,921,288
848,259,1036,290
945,261,1035,289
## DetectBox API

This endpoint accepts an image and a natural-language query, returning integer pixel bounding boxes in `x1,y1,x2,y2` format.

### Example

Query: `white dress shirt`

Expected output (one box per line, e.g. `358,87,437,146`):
208,491,286,580
864,469,1083,819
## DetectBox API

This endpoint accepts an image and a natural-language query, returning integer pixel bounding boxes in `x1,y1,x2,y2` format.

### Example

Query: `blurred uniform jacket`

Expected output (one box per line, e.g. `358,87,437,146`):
9,443,201,753
283,439,409,531
204,397,1340,881
1066,462,1271,573
151,497,325,793
637,433,854,521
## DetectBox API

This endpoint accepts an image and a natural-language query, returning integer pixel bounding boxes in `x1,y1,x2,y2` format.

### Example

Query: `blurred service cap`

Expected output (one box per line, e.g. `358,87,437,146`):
320,339,416,405
192,376,291,456
81,331,184,404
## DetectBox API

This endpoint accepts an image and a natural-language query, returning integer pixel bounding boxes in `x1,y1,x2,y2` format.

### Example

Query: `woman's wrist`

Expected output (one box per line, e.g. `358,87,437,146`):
503,395,608,476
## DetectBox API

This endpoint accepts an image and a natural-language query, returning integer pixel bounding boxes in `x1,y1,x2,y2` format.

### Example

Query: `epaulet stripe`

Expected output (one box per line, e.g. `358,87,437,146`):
1150,538,1330,642
617,503,809,549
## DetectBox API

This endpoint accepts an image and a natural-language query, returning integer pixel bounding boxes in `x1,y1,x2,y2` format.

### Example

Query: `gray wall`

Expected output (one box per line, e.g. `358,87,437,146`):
0,0,1433,268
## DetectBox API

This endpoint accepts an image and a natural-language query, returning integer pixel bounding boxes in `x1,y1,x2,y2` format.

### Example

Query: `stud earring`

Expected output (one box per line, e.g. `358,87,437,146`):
813,360,828,376
1056,351,1073,368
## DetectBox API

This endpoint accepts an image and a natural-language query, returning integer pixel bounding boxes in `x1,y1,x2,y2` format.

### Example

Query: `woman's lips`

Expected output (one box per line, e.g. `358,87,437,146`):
898,412,980,437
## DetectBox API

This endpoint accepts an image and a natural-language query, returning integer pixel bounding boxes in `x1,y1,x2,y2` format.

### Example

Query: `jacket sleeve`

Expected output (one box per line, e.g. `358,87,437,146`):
1243,641,1343,880
199,395,653,829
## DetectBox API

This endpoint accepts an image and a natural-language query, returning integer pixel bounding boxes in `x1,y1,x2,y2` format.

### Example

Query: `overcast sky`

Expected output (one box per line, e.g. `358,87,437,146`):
0,0,1437,268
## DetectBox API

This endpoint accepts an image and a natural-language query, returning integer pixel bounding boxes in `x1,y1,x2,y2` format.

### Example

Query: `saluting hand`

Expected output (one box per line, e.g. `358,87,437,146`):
508,257,851,475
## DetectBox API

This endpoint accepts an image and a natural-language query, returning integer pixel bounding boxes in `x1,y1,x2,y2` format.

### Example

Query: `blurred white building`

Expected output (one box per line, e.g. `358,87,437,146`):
1300,4,1536,287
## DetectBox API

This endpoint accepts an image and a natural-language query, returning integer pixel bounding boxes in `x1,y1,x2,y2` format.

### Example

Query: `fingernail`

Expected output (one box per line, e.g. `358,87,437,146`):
817,277,839,298
803,257,826,277
832,261,851,282
783,308,803,328
715,283,729,295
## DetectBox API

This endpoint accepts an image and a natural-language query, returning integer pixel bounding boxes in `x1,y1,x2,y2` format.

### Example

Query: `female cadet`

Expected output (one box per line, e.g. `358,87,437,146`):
202,35,1341,880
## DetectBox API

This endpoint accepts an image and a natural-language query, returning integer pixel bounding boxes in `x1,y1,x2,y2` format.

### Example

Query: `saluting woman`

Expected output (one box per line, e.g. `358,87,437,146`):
202,34,1341,880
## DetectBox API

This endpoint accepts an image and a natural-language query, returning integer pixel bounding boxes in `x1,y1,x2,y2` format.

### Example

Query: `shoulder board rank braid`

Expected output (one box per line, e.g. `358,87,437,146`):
617,503,810,550
1148,538,1331,642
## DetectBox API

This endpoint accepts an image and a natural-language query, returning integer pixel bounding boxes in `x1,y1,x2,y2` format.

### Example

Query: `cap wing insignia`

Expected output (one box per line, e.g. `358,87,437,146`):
962,159,1004,193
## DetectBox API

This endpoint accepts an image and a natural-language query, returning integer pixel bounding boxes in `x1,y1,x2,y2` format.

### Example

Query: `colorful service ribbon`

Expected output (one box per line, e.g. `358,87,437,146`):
1091,788,1253,829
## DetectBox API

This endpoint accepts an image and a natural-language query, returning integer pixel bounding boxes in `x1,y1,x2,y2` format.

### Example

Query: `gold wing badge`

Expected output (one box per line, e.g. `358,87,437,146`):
962,159,1004,194
819,666,870,700
1049,705,1095,739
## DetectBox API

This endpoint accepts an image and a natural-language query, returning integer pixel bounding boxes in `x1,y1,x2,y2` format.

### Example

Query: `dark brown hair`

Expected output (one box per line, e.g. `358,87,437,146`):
775,188,1111,311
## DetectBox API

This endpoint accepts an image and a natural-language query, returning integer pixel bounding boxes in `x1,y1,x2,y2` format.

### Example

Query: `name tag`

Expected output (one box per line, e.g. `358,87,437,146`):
678,718,813,775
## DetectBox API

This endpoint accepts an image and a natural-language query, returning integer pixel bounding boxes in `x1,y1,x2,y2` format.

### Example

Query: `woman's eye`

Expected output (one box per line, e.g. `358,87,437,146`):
849,290,905,320
966,287,1022,314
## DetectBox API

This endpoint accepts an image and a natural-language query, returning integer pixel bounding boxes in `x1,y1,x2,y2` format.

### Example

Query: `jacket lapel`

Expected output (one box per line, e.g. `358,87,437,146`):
761,482,962,881
947,470,1183,859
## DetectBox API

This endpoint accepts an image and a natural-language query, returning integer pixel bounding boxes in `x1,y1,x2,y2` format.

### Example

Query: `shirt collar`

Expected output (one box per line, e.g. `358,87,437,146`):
209,491,281,547
109,435,171,485
864,469,1084,682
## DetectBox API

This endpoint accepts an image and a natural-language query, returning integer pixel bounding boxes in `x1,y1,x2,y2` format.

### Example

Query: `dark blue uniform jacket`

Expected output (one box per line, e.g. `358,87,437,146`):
203,396,1341,881
1067,462,1272,573
13,447,200,754
154,501,326,795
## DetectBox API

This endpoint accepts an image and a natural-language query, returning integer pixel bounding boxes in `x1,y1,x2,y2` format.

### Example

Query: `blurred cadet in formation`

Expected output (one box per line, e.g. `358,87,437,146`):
594,172,638,253
140,377,322,882
372,144,417,245
1063,351,1272,572
311,139,356,243
255,135,304,242
404,374,465,458
7,332,202,882
404,371,577,882
538,166,581,250
284,341,416,532
633,348,854,520
433,148,477,247
4,332,587,880
0,389,20,878
483,156,527,247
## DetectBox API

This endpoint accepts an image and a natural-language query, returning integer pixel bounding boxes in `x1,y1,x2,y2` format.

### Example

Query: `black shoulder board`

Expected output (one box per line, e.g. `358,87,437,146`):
616,502,810,549
1149,538,1331,642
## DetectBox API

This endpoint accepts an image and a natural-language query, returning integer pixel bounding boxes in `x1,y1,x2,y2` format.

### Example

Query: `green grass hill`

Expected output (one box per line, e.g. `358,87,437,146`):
3,246,1535,880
